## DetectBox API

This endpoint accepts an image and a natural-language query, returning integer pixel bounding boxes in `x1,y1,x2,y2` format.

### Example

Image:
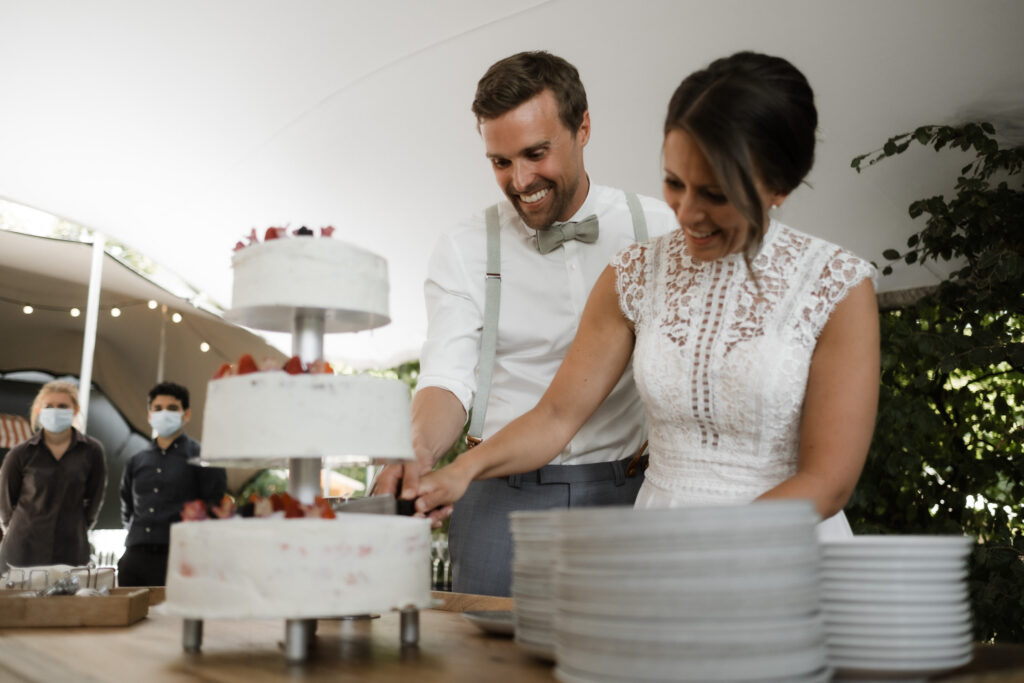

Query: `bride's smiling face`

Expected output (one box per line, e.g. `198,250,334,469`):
662,129,782,262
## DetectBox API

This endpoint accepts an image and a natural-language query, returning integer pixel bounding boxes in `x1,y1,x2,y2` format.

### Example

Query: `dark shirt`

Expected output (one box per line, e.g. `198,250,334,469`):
0,428,107,567
120,434,226,547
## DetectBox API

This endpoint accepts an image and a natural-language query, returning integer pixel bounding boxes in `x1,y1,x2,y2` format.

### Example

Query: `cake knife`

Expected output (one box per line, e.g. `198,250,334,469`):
329,493,416,516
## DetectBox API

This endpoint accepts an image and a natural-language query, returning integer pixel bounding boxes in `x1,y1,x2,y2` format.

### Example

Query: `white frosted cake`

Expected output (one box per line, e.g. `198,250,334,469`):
201,373,414,464
162,515,432,619
226,237,390,333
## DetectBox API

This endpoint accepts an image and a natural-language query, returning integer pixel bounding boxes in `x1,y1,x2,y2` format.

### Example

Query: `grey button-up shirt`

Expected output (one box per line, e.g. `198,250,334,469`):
0,428,107,567
119,434,226,547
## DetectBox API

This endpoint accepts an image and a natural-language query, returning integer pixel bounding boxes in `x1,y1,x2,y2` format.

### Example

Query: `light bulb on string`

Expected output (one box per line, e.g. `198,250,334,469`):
171,312,182,323
22,305,33,314
70,308,81,317
200,342,210,353
110,307,121,318
147,300,158,309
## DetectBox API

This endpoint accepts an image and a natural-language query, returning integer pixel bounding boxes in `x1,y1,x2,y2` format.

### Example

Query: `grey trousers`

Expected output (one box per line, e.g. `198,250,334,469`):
447,454,645,597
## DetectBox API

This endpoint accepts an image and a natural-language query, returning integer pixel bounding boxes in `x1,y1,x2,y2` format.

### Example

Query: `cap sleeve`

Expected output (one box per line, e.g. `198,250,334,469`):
612,241,652,326
806,247,878,339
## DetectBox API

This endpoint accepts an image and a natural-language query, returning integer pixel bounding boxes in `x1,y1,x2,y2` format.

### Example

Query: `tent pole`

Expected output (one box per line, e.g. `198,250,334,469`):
78,234,106,430
157,305,167,383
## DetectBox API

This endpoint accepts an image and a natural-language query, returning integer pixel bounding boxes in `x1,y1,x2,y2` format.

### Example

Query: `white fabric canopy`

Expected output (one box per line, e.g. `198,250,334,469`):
0,229,286,437
1,0,1022,367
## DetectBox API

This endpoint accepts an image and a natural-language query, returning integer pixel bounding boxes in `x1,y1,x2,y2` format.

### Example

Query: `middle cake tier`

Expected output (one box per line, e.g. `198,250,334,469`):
201,372,415,465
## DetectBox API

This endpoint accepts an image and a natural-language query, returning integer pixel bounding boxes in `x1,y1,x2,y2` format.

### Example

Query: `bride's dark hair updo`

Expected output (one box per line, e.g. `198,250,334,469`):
665,51,817,254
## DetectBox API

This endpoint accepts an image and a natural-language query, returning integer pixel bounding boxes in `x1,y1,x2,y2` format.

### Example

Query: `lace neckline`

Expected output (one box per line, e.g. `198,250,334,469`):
676,219,781,271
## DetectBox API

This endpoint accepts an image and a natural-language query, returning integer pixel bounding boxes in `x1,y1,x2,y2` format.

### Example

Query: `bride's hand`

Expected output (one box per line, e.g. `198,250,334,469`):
414,460,473,524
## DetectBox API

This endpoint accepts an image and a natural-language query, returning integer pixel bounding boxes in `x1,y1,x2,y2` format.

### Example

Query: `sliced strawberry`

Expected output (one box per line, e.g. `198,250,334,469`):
211,494,236,519
269,492,285,512
312,496,336,519
233,240,246,251
282,494,304,519
246,228,259,245
213,362,233,379
237,354,258,375
323,361,334,374
181,499,208,521
283,356,304,375
321,226,335,237
265,226,288,241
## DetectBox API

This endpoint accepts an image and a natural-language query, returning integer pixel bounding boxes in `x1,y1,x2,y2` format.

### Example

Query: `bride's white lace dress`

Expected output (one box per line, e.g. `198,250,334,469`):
613,221,875,538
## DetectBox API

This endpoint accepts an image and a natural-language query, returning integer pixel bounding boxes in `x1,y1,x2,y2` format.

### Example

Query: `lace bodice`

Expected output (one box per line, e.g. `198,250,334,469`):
613,221,875,507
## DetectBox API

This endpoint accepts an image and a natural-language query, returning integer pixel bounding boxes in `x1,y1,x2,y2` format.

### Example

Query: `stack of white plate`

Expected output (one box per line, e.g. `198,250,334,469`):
820,535,975,681
509,509,561,659
551,501,829,683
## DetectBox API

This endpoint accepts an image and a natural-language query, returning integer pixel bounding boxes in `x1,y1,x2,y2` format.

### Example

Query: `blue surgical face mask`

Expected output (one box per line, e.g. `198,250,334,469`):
149,410,184,438
39,407,75,434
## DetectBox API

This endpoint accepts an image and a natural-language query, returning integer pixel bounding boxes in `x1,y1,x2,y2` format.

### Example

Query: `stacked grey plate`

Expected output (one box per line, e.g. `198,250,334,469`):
550,501,828,683
821,535,974,681
509,509,561,659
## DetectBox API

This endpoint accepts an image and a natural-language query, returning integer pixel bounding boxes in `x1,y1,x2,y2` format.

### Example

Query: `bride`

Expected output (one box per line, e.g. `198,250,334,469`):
414,51,879,539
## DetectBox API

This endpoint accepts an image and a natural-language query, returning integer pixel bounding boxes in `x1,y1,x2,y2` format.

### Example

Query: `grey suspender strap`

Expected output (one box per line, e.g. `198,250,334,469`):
625,191,648,242
467,192,647,444
467,204,502,443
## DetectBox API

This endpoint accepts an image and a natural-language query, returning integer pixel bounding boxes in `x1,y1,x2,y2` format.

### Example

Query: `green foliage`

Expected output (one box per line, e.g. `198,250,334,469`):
847,123,1024,642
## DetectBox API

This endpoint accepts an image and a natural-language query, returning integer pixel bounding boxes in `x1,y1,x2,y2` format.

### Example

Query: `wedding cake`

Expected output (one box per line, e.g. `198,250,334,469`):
163,515,432,619
162,228,430,625
226,231,390,333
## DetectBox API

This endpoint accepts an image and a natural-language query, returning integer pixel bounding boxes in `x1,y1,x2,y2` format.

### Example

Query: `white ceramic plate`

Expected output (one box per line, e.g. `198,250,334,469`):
556,641,826,681
825,619,973,638
826,631,972,650
829,649,972,677
461,610,515,636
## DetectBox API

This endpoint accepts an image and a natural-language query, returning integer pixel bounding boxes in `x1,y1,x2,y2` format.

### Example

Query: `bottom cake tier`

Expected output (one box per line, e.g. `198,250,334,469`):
161,514,432,619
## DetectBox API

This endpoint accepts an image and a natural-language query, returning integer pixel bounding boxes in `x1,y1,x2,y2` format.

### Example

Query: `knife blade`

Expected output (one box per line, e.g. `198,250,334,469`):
329,493,415,516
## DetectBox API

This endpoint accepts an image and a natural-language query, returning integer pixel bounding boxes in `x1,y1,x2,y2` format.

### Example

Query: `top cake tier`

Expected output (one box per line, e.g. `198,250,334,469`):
226,237,390,333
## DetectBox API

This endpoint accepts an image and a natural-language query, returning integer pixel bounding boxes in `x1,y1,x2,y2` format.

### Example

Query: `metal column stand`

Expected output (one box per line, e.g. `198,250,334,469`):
284,309,327,662
400,607,420,647
183,619,203,653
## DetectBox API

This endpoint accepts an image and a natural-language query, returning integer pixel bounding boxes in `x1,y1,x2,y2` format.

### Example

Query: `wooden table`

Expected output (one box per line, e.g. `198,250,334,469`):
0,590,1022,682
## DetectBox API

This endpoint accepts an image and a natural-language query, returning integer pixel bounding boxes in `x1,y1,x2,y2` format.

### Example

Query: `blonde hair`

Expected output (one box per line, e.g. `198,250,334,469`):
29,380,80,432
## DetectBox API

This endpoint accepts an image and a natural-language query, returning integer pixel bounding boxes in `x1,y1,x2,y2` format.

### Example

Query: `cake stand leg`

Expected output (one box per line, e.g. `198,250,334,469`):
183,619,203,653
400,607,419,647
285,618,315,662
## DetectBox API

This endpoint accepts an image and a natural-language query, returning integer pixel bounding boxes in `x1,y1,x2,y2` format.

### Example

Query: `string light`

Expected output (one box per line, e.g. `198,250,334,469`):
5,297,213,357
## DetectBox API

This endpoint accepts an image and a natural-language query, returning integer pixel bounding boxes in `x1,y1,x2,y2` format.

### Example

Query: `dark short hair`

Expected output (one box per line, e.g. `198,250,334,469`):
472,51,588,132
148,381,189,410
665,51,817,253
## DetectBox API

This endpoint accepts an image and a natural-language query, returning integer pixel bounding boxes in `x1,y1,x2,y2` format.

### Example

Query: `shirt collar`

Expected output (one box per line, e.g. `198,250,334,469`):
28,426,86,445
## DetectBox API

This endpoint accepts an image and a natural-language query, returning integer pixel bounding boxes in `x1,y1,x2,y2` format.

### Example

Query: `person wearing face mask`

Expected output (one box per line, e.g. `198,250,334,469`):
117,382,226,586
0,380,107,569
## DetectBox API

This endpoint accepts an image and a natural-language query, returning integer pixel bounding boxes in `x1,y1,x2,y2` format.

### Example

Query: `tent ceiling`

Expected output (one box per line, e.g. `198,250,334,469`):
1,0,1022,367
0,230,286,437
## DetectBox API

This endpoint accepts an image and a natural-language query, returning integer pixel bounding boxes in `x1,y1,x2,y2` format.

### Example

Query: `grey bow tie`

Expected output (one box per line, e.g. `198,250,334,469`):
535,215,599,254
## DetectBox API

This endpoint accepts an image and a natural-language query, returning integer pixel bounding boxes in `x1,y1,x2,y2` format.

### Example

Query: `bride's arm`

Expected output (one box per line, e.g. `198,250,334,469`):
414,267,635,514
757,278,880,518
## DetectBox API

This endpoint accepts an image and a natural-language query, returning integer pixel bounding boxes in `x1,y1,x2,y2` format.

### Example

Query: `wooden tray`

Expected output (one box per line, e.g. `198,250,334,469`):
0,587,150,628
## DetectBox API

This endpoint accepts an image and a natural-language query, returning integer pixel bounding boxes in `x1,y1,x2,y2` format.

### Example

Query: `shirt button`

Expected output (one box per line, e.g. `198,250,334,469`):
157,468,162,474
145,527,151,533
153,487,159,493
149,508,155,513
